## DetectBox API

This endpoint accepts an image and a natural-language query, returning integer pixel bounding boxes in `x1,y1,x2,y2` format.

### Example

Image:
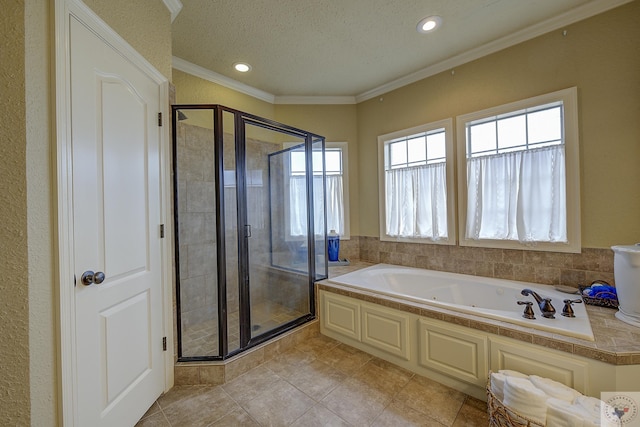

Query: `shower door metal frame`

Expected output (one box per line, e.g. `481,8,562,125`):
172,104,327,362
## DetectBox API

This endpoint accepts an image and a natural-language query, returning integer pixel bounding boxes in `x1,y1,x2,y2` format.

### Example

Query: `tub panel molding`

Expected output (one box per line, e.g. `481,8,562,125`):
321,292,361,341
418,318,488,387
489,336,589,394
361,305,410,360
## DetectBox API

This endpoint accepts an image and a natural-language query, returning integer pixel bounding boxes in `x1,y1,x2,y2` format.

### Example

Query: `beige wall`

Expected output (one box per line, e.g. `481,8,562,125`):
25,1,55,425
82,0,172,78
275,104,360,236
172,70,278,142
0,0,172,424
1,0,30,424
173,69,275,119
356,1,640,248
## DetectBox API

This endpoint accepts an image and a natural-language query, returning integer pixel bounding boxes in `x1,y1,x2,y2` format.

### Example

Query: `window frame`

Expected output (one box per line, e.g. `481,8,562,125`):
456,87,581,253
377,118,456,244
284,141,350,240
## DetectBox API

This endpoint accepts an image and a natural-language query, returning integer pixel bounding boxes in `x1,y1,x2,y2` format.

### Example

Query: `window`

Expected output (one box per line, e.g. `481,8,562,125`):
378,119,455,243
457,87,580,252
288,142,350,238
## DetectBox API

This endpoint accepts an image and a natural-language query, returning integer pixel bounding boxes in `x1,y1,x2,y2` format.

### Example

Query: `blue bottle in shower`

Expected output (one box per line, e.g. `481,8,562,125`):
328,229,340,262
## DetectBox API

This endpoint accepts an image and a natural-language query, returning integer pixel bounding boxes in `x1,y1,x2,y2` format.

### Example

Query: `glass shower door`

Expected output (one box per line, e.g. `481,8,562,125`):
242,121,313,342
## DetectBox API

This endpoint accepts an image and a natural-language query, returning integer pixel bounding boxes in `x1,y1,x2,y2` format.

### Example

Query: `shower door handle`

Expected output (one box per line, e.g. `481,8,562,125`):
244,224,252,238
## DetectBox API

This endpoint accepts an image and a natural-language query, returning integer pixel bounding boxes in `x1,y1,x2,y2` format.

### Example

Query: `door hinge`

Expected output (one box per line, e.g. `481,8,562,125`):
160,224,165,238
162,337,167,351
158,112,162,127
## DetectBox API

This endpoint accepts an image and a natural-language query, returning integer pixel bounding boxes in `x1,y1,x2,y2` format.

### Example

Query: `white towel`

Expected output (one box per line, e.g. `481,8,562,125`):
574,395,602,420
546,397,585,427
574,396,621,427
490,372,507,401
503,376,548,425
530,375,582,403
498,369,529,378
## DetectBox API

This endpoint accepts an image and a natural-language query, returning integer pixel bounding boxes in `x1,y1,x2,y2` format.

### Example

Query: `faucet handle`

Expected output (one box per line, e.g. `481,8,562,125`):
540,298,556,319
561,299,582,317
517,301,536,319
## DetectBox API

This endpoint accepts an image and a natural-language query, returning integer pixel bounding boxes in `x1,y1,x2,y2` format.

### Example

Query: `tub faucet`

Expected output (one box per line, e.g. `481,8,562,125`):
521,289,556,318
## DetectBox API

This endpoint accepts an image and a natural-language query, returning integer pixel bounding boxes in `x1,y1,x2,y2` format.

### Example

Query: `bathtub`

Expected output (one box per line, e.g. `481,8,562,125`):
328,264,594,341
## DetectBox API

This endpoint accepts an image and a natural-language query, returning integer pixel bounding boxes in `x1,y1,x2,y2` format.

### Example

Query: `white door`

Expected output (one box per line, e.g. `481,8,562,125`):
70,15,165,426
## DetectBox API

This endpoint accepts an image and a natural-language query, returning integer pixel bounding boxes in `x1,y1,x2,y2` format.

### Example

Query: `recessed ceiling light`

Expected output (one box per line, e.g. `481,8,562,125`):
234,62,251,72
417,15,442,34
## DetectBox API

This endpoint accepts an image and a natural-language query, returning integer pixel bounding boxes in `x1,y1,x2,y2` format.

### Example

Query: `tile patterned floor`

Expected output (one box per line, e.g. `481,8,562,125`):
137,334,488,426
181,302,305,357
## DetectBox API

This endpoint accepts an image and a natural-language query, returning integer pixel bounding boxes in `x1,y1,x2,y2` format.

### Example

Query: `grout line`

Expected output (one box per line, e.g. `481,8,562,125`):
217,381,263,426
159,408,171,427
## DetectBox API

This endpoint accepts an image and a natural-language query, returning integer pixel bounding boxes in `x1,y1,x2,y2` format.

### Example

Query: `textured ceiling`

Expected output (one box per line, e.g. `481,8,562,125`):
172,0,611,98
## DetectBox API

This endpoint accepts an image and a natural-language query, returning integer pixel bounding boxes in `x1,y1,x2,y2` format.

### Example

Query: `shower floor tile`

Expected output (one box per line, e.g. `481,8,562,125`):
181,301,305,357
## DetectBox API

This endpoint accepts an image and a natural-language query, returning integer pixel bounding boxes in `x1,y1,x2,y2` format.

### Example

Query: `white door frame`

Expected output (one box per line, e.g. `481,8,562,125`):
54,0,174,424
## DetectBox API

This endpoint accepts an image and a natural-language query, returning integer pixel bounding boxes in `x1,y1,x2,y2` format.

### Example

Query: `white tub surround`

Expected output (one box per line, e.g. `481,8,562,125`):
317,263,640,401
328,264,594,340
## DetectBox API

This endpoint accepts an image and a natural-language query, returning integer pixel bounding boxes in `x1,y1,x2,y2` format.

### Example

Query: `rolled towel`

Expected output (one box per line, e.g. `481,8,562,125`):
574,396,621,427
574,395,606,421
546,397,585,427
503,376,548,425
530,375,582,403
490,372,507,401
498,369,529,378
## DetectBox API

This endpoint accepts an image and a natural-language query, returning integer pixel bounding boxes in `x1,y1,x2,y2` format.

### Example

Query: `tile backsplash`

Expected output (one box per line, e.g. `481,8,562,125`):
337,236,615,288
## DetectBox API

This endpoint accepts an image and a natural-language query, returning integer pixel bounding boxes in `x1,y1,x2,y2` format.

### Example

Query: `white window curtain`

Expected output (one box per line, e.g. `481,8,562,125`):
385,163,448,239
290,175,344,237
466,145,566,243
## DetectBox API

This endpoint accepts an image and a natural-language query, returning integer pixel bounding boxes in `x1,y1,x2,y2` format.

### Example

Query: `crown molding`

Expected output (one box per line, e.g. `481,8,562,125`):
172,56,276,104
173,0,632,105
163,0,182,22
355,0,634,102
275,96,356,105
172,58,356,105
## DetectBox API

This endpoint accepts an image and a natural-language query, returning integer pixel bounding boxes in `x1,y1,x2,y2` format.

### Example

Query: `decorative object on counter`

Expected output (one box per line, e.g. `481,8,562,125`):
327,229,340,262
612,244,640,328
555,285,581,294
579,280,619,309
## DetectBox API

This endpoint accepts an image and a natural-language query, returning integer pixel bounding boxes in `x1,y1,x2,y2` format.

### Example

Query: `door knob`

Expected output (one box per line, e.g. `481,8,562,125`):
81,270,106,286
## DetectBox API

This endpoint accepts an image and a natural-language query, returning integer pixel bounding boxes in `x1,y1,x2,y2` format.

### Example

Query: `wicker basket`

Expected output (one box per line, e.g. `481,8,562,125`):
579,281,619,309
487,372,545,427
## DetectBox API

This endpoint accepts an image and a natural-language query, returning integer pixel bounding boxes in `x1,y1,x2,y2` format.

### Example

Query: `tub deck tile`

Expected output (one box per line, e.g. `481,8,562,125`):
532,335,574,353
499,328,534,343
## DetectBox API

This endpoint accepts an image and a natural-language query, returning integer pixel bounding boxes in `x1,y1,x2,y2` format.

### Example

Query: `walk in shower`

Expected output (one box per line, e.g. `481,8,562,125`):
172,105,327,360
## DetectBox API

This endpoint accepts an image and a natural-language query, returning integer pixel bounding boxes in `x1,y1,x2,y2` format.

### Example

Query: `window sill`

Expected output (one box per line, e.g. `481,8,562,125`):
379,234,455,245
459,237,581,254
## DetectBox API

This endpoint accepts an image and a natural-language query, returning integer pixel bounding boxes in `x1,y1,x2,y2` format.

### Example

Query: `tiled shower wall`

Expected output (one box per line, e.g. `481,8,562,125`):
176,121,281,330
339,236,615,288
176,122,220,332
